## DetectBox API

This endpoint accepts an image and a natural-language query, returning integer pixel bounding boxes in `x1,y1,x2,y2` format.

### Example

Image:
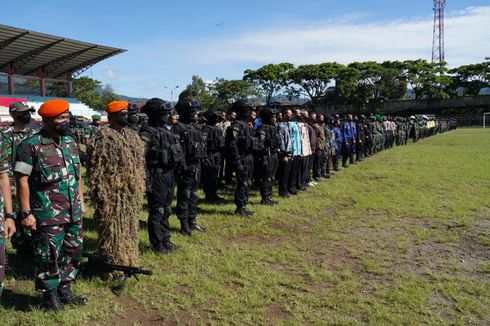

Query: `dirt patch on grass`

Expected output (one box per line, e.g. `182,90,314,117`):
265,300,290,324
109,294,164,326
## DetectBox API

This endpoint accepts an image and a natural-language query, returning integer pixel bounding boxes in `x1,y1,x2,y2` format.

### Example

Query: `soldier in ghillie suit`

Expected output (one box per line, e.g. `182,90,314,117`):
87,101,145,267
140,98,184,254
15,99,87,311
0,102,39,256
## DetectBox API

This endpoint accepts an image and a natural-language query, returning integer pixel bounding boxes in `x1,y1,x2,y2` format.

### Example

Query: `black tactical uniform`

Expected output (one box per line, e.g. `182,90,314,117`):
140,98,184,254
173,94,207,235
255,108,279,206
201,110,225,203
226,101,257,217
355,116,365,162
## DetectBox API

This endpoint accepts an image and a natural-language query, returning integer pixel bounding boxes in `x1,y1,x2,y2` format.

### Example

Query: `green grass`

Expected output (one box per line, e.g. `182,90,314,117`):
1,128,490,325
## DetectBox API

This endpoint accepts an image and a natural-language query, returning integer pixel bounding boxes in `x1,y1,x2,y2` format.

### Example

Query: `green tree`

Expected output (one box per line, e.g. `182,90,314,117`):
211,78,259,108
243,63,294,105
183,75,215,110
73,77,104,111
100,84,119,107
288,62,343,104
448,61,490,96
402,60,451,100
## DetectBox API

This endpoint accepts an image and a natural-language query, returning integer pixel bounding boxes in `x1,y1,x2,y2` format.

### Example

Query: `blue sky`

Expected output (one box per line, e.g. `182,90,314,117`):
2,1,489,99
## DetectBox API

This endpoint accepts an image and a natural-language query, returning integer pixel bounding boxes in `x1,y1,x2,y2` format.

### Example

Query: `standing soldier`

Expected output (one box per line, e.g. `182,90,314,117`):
0,139,16,299
87,101,146,265
255,108,279,206
140,98,184,254
173,92,207,235
355,115,365,162
15,99,87,311
310,112,325,181
1,102,39,255
226,100,256,217
201,109,226,203
341,114,354,167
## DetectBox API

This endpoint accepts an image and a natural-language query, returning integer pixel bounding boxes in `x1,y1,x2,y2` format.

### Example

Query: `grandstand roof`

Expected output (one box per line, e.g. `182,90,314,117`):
0,24,125,79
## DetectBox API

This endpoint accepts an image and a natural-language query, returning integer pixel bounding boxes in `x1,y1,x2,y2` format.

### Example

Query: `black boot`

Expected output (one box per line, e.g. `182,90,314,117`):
261,196,276,206
42,289,64,312
268,196,278,205
179,219,192,236
57,284,88,306
190,221,207,233
235,207,252,217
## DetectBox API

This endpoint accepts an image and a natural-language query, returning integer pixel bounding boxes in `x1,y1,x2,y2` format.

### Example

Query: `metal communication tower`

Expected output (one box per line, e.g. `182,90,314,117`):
432,0,446,63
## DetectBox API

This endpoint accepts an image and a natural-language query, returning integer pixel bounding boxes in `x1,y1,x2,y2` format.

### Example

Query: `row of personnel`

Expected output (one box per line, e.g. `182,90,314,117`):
0,97,456,311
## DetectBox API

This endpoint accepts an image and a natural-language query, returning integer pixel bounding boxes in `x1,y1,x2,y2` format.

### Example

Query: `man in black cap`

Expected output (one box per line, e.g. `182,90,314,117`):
255,108,280,205
0,101,39,255
173,91,207,235
200,109,226,203
226,100,257,217
139,98,184,253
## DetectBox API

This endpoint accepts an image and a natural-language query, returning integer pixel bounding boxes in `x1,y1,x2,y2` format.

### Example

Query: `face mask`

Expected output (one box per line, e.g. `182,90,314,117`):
128,114,139,125
113,112,128,127
54,121,71,136
16,112,31,124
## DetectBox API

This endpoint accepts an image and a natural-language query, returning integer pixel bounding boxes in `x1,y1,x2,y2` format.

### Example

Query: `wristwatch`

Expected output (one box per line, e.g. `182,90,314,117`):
20,210,32,219
5,212,15,220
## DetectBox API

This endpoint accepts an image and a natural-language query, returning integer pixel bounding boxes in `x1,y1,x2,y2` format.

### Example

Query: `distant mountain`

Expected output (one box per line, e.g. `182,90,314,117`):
116,94,149,104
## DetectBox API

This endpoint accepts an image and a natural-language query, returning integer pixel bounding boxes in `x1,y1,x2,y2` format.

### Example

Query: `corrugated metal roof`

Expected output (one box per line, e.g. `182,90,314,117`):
0,24,125,79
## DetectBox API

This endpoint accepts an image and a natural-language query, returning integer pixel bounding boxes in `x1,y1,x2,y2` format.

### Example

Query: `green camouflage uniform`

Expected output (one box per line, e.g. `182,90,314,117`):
0,139,10,297
15,129,83,291
0,123,39,251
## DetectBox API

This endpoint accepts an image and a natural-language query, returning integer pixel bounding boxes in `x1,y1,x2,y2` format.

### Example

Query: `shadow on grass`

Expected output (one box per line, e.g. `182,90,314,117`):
1,289,41,312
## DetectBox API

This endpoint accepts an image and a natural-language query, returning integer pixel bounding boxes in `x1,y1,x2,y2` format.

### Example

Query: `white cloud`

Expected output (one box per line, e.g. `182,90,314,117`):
103,67,120,81
177,6,490,68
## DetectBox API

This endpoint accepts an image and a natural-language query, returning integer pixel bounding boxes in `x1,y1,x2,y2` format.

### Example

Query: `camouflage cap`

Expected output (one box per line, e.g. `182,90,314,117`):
9,101,35,113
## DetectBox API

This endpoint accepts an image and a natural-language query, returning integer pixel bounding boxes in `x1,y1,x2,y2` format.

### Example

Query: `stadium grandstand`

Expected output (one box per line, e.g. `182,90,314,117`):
0,24,125,122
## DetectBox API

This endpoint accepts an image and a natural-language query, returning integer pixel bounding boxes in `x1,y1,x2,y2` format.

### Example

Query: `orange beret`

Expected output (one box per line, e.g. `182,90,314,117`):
106,101,128,113
38,99,70,118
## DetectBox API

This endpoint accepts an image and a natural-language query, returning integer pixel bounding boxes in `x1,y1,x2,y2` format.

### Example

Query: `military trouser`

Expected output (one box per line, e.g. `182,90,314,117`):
34,220,83,291
234,154,254,208
356,141,364,161
0,216,5,297
320,148,329,176
258,154,278,198
176,163,201,227
365,137,372,156
312,149,323,179
147,169,174,249
202,153,221,200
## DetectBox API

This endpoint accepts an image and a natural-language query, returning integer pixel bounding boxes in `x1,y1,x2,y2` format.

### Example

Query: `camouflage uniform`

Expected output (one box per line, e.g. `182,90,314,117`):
0,139,10,297
15,129,83,291
0,122,39,252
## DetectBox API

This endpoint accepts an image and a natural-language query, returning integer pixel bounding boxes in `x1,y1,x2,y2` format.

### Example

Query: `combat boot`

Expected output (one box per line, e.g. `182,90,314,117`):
268,196,278,205
57,283,88,306
235,207,252,217
190,222,207,233
42,289,64,312
261,196,276,206
179,219,192,236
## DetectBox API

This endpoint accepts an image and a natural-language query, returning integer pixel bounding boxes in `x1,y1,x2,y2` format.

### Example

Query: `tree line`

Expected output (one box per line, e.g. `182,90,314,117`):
53,59,489,112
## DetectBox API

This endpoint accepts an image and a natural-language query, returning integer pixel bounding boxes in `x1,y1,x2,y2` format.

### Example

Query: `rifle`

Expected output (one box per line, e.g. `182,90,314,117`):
81,253,153,296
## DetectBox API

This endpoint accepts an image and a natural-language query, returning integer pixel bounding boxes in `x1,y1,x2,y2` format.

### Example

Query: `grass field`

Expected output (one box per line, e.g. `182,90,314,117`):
1,128,489,325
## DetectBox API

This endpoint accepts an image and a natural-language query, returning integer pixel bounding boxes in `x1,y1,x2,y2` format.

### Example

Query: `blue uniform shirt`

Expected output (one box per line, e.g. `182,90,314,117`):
289,121,302,156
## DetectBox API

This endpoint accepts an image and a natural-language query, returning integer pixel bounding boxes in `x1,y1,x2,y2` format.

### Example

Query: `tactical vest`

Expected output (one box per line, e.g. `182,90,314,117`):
174,123,207,161
141,126,184,170
232,120,260,154
201,125,225,154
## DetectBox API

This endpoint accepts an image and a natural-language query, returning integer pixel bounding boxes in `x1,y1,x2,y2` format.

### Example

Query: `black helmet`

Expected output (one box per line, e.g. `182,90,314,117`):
231,100,253,121
141,98,172,115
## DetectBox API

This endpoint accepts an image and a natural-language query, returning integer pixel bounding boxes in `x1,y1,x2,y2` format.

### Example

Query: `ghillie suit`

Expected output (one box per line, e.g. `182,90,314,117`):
87,126,145,267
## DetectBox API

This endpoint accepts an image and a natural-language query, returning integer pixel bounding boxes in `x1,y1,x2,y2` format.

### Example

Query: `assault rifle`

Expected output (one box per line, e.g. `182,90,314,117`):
81,253,153,296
